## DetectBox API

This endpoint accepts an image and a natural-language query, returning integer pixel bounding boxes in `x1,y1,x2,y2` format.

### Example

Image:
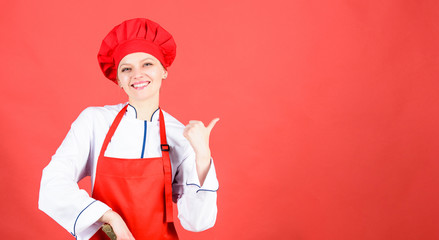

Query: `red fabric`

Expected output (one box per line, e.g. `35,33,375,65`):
91,105,178,239
159,109,174,223
97,18,177,83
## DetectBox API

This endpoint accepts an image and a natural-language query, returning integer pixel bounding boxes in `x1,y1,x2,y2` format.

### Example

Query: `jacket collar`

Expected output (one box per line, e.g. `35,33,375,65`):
126,104,160,122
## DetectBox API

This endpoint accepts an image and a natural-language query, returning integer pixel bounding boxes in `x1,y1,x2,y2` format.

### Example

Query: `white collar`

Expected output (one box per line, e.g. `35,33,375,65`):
126,104,160,122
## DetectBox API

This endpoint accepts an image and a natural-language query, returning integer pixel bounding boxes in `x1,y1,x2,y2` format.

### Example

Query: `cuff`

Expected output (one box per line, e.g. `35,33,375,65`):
71,200,111,239
186,158,219,193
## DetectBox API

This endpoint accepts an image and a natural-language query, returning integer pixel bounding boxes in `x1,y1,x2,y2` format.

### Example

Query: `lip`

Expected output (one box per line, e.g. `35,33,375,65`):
131,81,150,90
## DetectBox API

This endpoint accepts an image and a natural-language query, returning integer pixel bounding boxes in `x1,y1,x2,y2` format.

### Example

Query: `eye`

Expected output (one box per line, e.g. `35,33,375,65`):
143,62,153,67
121,67,131,72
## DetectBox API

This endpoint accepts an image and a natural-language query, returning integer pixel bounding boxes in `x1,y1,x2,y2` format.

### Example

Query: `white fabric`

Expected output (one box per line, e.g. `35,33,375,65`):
38,103,219,239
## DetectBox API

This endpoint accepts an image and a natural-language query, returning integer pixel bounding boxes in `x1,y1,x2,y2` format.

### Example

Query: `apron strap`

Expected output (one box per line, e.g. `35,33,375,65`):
159,109,174,223
98,104,129,159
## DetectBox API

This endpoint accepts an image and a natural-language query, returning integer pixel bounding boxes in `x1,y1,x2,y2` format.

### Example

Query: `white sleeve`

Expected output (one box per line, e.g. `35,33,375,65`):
38,108,111,240
172,145,219,232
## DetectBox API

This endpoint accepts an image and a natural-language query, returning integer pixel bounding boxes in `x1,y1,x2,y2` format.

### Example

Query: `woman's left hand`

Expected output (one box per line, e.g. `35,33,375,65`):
183,118,219,185
183,118,219,156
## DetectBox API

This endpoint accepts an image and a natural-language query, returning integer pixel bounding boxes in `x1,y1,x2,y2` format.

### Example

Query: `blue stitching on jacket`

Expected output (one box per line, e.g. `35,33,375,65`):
186,183,201,188
141,121,147,158
150,108,159,122
71,200,97,239
186,182,219,193
128,104,137,118
196,188,219,193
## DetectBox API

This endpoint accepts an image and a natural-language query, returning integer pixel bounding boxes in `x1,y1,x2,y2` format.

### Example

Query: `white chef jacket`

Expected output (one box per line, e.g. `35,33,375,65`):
38,103,219,240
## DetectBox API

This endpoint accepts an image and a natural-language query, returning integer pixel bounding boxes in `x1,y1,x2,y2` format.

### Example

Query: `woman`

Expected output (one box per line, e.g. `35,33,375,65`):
39,18,219,240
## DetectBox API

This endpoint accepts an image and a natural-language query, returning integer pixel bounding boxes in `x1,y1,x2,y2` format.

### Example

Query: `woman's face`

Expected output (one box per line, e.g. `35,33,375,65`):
117,52,167,104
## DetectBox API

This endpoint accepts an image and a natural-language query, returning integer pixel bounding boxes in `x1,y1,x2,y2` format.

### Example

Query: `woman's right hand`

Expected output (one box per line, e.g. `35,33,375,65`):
99,210,135,240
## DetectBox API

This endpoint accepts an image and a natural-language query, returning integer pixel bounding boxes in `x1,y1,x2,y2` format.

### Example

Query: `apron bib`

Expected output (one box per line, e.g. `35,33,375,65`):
90,105,178,239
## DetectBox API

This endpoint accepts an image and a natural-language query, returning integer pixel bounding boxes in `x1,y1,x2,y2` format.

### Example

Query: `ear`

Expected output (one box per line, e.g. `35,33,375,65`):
163,70,168,80
116,78,123,89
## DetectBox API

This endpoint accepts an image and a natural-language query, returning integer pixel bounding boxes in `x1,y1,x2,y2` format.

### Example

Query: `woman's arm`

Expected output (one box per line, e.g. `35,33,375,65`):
172,118,220,232
38,108,111,239
183,118,219,185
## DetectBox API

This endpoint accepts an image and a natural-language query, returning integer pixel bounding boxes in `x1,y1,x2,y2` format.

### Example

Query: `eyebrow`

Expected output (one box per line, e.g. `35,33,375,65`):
119,57,155,68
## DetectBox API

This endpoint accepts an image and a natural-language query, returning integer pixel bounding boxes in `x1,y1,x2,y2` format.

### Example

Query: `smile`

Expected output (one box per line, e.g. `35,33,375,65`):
131,81,150,89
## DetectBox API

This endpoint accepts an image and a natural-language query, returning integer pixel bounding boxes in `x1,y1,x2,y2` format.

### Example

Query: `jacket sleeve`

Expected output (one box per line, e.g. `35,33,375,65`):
172,144,219,232
38,108,111,239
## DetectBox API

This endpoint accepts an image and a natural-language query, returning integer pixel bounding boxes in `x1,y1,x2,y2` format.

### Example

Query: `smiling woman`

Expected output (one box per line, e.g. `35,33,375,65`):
38,18,220,240
117,53,166,120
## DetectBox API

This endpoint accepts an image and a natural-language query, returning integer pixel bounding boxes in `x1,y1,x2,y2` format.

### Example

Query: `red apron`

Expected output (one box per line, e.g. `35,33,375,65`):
90,105,178,240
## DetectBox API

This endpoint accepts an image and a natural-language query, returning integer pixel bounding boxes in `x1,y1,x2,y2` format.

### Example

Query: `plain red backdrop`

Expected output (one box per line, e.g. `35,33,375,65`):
1,0,438,239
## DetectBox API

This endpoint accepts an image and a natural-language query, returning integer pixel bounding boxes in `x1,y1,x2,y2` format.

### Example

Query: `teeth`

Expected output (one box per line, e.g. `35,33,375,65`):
133,82,148,88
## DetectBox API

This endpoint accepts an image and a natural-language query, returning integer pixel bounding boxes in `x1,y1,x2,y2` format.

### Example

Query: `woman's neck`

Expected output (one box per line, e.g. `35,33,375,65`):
128,97,159,121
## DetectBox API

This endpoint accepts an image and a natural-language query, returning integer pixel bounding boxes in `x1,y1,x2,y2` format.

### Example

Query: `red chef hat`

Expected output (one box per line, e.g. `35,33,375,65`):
97,18,177,83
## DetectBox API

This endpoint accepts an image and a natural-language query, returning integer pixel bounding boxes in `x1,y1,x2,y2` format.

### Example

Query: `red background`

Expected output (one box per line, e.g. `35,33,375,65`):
1,0,438,239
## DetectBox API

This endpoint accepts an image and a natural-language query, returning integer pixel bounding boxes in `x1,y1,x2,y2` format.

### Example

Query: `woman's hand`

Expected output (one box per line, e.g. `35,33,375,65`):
183,118,220,185
99,210,135,240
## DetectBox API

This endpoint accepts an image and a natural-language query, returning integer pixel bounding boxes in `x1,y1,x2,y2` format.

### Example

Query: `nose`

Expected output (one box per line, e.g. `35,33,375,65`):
132,67,144,79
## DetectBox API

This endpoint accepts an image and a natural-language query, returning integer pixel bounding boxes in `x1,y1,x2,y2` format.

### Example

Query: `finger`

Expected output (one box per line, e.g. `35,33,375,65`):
207,118,220,132
183,128,189,138
189,120,202,124
186,123,197,128
184,124,195,132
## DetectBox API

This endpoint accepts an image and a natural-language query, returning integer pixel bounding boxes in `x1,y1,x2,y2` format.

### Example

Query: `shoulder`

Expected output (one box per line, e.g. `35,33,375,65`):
80,103,125,116
73,103,126,127
161,110,185,130
78,103,125,119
